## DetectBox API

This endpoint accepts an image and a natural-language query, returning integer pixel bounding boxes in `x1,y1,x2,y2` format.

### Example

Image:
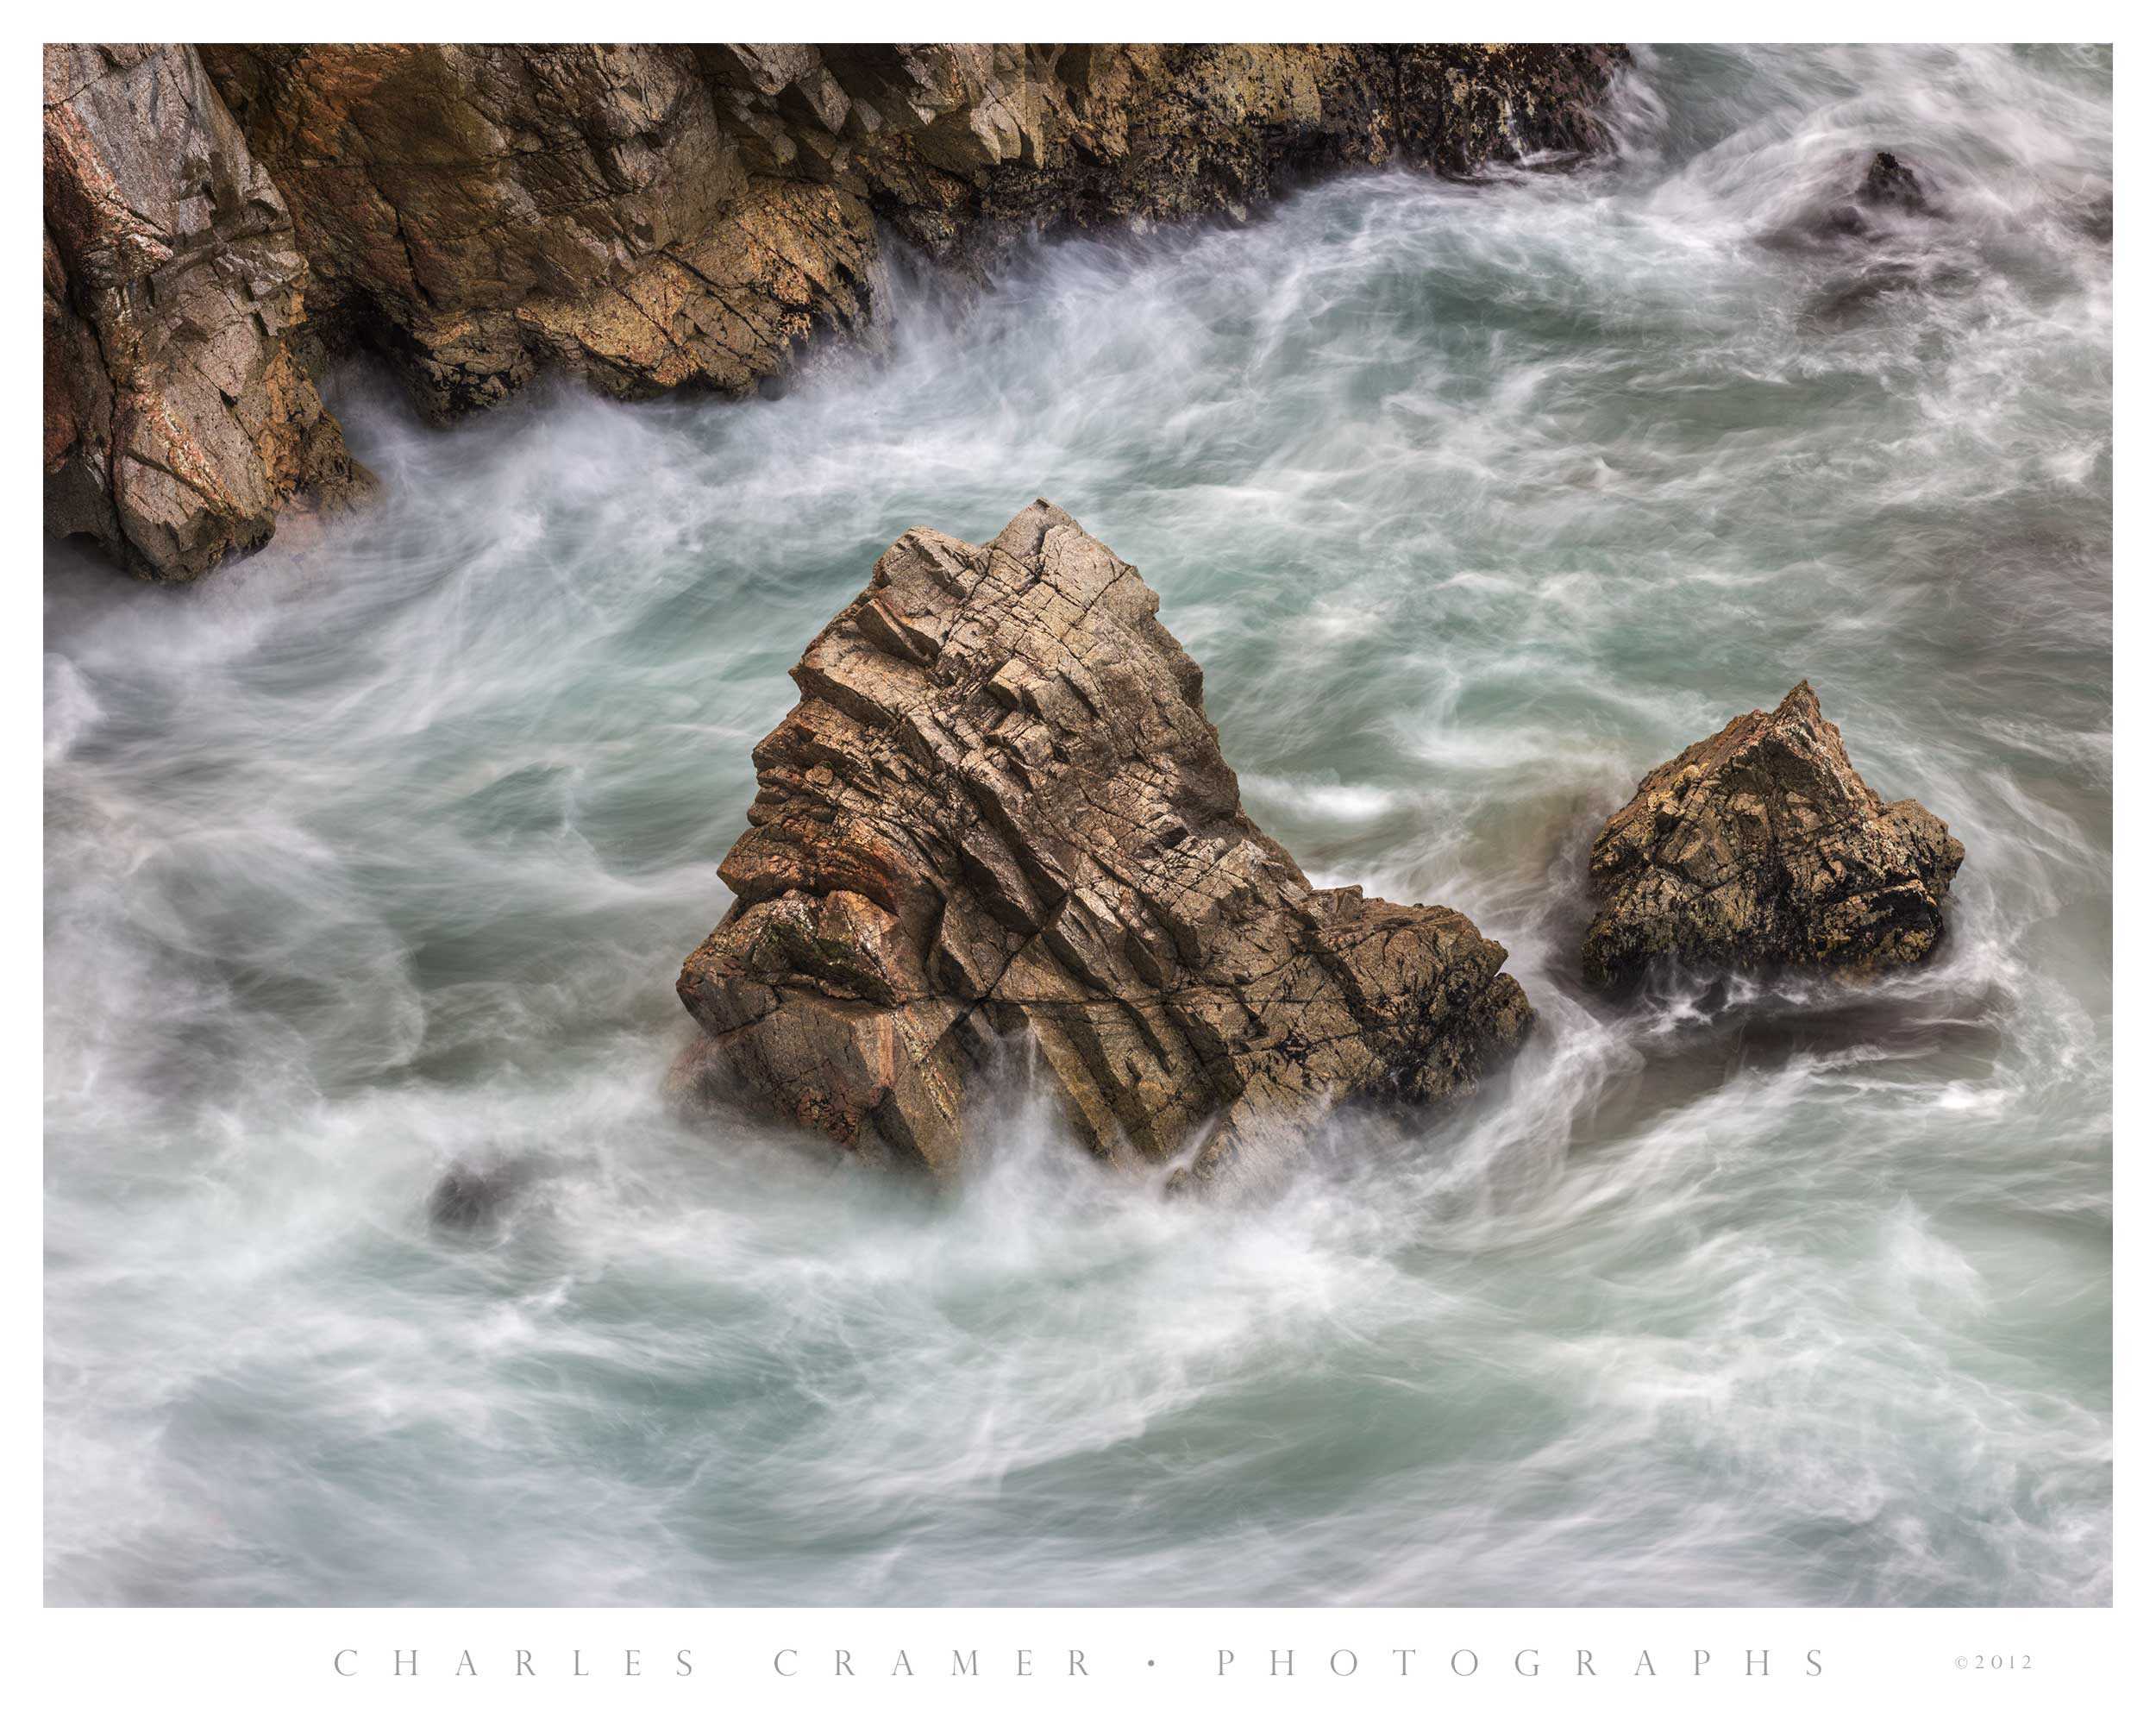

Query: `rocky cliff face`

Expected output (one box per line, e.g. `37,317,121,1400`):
677,502,1533,1188
43,44,370,578
46,41,1628,579
201,44,1624,418
1582,682,1965,991
196,44,870,419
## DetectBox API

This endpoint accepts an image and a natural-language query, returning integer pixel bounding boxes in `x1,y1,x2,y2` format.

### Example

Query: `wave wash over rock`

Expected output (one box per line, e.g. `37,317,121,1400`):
677,503,1533,1189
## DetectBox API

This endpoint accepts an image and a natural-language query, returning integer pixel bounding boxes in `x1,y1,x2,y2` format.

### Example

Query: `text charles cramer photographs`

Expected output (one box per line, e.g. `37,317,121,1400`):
330,1643,1828,1679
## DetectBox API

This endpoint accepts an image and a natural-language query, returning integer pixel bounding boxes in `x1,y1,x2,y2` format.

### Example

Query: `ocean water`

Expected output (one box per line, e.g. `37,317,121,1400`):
43,44,2111,1606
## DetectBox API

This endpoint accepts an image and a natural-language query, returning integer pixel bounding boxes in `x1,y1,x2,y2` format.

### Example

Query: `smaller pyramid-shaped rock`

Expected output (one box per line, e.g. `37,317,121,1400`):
1582,682,1964,990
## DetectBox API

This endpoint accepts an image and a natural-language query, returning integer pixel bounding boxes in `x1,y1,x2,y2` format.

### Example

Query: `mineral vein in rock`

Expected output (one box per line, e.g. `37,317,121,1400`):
679,502,1533,1183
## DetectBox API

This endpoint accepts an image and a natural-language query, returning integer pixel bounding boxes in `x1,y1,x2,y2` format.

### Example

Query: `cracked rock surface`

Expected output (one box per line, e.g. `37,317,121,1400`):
677,501,1533,1187
43,44,371,579
1582,682,1965,991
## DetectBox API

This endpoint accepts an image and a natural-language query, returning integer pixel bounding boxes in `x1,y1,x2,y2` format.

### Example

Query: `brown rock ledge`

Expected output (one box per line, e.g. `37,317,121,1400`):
200,44,1627,420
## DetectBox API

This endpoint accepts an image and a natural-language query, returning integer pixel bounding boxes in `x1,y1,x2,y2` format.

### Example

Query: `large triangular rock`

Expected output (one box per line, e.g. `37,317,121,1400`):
1582,682,1965,990
677,501,1532,1187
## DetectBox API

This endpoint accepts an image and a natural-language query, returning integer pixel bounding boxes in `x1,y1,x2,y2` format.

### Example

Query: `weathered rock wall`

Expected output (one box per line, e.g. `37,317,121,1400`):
42,44,370,579
200,44,1626,416
45,42,1628,581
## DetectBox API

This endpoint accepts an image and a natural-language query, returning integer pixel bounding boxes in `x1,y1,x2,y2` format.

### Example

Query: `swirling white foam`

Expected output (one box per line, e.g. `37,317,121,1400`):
44,44,2109,1605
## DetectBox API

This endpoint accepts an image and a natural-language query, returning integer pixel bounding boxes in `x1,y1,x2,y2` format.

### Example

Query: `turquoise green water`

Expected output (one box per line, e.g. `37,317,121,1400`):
45,45,2109,1604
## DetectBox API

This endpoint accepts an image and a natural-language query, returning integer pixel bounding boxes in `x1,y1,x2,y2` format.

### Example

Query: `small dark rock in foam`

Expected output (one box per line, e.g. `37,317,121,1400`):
1858,150,1929,214
428,1160,532,1230
1768,148,1942,250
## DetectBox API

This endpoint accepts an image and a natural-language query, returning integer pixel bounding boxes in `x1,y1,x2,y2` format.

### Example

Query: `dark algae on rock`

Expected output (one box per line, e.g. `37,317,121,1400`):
1582,682,1965,992
677,503,1533,1190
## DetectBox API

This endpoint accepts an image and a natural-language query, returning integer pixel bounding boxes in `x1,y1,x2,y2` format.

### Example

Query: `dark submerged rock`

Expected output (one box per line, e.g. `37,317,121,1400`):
1766,148,1943,252
2067,187,2112,245
428,1159,535,1231
677,501,1533,1190
1858,150,1929,214
1581,682,1965,992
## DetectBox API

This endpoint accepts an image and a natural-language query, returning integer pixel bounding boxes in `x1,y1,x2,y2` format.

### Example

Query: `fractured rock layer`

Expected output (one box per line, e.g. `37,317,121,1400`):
1582,682,1965,991
678,502,1533,1186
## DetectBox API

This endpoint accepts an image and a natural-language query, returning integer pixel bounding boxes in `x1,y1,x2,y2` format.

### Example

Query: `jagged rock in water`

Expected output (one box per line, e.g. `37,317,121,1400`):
1581,682,1965,991
1764,147,1942,259
1858,150,1928,213
1817,148,1939,242
42,45,372,579
677,501,1533,1189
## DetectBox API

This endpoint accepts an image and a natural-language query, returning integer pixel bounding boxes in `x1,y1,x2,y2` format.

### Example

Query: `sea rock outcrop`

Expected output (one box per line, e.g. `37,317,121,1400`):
1858,149,1929,215
1581,682,1965,991
47,41,1627,578
677,501,1532,1187
43,44,369,579
1811,148,1949,245
427,1157,542,1231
